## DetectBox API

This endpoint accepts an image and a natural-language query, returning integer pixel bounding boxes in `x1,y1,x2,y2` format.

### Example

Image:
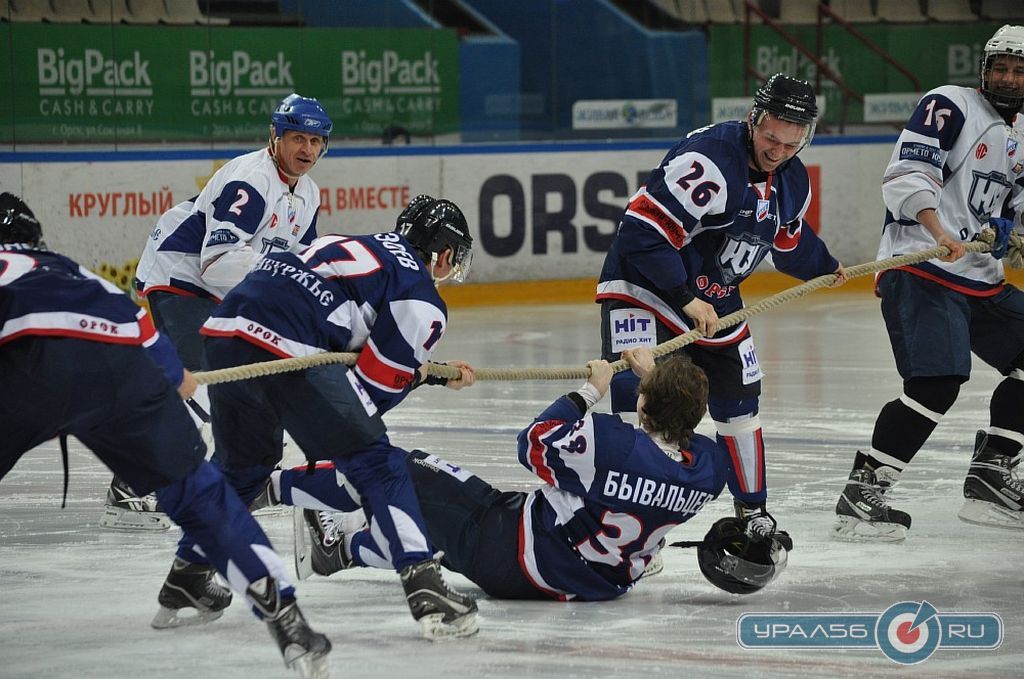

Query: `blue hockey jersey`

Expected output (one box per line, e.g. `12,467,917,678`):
0,244,183,387
515,395,730,601
597,121,839,345
201,232,447,413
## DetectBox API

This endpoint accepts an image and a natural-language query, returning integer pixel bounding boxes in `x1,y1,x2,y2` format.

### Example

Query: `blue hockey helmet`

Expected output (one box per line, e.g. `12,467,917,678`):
0,192,42,247
270,93,333,157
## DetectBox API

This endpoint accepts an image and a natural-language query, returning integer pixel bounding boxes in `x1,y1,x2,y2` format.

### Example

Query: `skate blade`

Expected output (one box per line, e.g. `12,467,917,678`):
417,611,480,641
958,499,1024,530
641,551,664,578
830,515,907,543
293,507,314,581
151,605,224,629
283,643,331,679
100,506,172,532
252,505,290,518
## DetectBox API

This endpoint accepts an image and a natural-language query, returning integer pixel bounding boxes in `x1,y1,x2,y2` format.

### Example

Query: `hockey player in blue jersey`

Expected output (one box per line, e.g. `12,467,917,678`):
833,25,1024,540
279,347,792,600
0,193,330,679
103,92,334,531
176,195,479,639
596,74,847,539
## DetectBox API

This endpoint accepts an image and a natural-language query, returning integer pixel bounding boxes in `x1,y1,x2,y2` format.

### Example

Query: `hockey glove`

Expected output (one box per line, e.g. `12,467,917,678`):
989,217,1013,260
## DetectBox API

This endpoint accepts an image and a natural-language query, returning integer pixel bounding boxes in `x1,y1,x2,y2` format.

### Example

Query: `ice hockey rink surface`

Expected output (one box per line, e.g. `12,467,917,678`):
1,295,1021,679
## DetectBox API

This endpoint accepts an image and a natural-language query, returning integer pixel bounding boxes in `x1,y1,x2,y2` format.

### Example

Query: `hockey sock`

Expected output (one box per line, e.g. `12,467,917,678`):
867,376,960,469
987,372,1024,456
710,397,765,505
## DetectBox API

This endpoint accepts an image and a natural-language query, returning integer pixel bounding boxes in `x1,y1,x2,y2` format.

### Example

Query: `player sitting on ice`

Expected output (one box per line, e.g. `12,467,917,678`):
273,347,792,602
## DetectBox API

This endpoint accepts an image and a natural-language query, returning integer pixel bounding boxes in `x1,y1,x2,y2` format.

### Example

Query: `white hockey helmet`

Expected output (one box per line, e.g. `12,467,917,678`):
981,24,1024,112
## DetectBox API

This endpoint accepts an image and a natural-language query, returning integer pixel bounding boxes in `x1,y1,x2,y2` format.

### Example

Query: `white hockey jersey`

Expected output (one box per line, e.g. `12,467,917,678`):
135,148,321,301
879,85,1024,294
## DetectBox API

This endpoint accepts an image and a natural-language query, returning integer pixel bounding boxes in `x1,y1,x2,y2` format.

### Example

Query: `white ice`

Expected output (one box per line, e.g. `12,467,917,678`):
1,296,1021,678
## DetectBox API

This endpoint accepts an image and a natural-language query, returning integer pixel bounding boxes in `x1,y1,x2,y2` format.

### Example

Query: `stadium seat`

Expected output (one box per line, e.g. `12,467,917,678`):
978,0,1024,20
162,0,228,25
926,0,977,21
875,0,926,22
778,0,821,24
50,0,94,22
124,0,165,23
706,0,738,23
10,0,55,21
654,0,709,24
87,0,131,23
829,0,878,22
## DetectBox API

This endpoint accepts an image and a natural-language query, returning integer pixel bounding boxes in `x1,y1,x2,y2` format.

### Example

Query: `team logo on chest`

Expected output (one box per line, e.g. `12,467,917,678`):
1007,138,1018,158
717,232,769,284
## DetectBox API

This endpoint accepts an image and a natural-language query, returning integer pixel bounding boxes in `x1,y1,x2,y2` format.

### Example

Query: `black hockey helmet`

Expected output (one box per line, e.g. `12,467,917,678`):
0,192,43,247
691,517,791,595
395,195,473,283
980,24,1024,113
750,73,818,148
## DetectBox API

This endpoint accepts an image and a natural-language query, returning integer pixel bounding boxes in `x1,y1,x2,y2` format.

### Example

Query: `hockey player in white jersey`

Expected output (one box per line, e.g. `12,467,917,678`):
833,25,1024,541
101,93,332,531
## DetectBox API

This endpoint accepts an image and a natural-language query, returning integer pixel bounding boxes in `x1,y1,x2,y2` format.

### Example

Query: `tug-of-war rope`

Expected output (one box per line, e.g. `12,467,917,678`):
193,228,1015,387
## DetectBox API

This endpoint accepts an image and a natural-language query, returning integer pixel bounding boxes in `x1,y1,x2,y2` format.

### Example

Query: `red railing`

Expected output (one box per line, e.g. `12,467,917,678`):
740,0,919,131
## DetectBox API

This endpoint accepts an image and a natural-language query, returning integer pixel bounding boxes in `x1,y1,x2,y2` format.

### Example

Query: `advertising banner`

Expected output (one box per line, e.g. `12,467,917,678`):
3,24,459,143
1,140,891,286
709,23,1001,125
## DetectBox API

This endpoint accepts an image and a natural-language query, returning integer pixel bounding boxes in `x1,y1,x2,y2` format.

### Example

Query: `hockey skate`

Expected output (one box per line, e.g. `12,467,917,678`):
248,475,288,517
99,476,171,532
151,557,233,629
832,465,911,543
249,576,332,679
641,539,666,578
958,431,1024,530
293,508,362,580
400,558,479,640
735,501,780,539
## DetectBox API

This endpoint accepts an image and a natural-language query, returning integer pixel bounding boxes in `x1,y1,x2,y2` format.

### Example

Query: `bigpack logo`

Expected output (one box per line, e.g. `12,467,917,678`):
737,601,1002,665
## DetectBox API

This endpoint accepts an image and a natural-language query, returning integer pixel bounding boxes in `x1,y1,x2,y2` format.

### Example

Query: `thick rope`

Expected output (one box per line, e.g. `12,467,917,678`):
193,238,993,385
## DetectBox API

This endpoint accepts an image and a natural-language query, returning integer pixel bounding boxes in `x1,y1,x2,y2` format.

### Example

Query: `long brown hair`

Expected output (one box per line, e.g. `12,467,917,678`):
638,354,708,449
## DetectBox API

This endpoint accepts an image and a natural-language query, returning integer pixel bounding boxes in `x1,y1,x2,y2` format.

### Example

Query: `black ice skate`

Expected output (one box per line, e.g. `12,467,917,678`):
293,508,359,580
735,501,780,539
151,557,233,629
400,558,479,640
958,431,1024,530
249,576,332,679
99,476,171,532
832,464,911,543
248,476,285,516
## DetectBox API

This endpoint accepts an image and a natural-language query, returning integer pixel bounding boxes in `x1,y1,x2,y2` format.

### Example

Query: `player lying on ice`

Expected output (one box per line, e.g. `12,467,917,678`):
281,347,793,600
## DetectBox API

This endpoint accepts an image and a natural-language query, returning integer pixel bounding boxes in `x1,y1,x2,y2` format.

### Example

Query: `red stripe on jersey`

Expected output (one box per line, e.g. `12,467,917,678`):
627,194,687,249
773,219,802,252
883,267,1004,298
526,420,562,486
137,308,158,344
355,342,416,392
